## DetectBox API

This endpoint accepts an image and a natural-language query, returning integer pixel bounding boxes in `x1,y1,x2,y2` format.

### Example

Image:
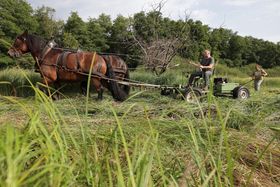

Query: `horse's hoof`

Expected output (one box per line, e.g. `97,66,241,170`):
52,94,60,100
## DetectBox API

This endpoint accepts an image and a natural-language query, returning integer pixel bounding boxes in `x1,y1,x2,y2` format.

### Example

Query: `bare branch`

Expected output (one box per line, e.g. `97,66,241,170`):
130,1,191,75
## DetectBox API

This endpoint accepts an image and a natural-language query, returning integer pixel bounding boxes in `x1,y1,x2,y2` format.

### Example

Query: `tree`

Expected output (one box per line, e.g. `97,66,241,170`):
0,0,38,68
86,18,109,51
110,15,130,52
132,4,190,75
257,41,278,68
227,34,245,66
96,13,112,38
0,0,38,38
33,6,63,39
184,19,210,61
62,32,79,49
64,12,88,49
209,28,233,60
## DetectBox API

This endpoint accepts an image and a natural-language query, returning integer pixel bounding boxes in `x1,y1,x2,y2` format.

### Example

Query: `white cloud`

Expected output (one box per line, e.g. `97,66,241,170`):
27,0,280,42
190,9,217,26
265,1,280,15
224,0,261,6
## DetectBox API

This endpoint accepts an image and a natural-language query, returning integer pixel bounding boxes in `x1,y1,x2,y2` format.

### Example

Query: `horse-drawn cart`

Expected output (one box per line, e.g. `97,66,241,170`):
8,31,250,103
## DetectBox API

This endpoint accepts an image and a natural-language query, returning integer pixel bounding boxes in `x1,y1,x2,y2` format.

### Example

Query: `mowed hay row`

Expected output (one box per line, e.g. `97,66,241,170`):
230,131,280,187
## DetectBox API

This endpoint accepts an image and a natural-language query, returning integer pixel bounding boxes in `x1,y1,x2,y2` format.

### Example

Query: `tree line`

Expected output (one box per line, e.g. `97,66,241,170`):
1,0,280,69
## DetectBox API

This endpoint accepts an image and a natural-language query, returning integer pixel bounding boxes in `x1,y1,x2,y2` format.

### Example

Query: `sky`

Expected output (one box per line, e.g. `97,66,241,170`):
27,0,280,43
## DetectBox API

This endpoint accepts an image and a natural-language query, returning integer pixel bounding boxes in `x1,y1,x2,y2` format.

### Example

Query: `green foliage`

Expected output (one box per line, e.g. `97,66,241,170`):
86,18,109,51
33,6,63,39
64,12,88,49
130,69,185,86
97,13,112,37
0,0,38,38
110,15,130,50
62,32,79,49
0,68,40,96
0,55,15,68
1,0,280,70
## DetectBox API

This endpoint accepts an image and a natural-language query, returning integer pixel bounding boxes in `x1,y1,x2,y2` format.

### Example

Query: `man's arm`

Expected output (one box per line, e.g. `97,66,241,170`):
200,63,214,69
261,69,268,76
188,61,201,68
200,58,214,70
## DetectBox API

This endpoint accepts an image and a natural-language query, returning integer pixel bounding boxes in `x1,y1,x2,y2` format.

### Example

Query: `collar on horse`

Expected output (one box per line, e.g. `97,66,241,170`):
34,40,57,72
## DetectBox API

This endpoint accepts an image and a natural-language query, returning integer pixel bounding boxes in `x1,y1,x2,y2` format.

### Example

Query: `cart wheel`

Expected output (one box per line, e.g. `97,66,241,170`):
233,86,250,99
161,88,173,95
184,88,202,103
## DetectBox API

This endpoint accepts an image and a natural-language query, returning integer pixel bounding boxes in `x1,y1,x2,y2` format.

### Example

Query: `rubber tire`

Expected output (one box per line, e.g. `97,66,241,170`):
161,88,173,95
184,87,203,103
233,86,250,99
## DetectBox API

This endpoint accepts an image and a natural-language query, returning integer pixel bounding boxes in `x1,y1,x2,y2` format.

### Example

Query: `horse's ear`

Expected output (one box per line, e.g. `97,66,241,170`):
23,30,28,35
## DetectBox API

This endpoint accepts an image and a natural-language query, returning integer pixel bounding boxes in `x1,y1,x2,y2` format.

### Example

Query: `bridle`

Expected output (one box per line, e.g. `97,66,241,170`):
9,36,27,57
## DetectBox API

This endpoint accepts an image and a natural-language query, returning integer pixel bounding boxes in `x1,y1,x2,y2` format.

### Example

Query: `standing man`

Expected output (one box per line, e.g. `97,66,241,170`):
187,49,215,90
252,64,268,91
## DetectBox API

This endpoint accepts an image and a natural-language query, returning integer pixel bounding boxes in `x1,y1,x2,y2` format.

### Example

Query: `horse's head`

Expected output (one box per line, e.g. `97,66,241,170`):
8,30,30,58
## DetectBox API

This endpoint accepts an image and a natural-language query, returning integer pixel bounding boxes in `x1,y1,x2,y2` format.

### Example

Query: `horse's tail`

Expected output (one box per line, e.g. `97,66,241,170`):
105,60,128,101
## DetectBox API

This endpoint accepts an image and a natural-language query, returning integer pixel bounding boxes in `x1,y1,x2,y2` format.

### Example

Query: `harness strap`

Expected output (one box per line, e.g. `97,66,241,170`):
55,52,69,80
40,46,51,62
62,52,71,68
75,53,81,71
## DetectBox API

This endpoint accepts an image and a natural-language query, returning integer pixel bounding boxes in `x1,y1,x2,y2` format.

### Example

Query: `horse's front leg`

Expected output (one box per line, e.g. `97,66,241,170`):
36,77,53,98
52,81,61,100
39,66,58,100
91,78,103,100
98,87,104,100
80,81,89,96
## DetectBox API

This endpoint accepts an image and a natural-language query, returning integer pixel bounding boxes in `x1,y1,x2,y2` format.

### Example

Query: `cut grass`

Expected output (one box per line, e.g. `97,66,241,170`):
0,67,279,186
0,84,279,186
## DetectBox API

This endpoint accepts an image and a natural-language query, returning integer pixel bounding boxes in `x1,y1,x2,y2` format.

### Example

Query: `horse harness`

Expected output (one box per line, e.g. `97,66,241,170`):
101,55,127,74
54,51,107,80
56,51,82,72
36,42,127,83
36,43,105,79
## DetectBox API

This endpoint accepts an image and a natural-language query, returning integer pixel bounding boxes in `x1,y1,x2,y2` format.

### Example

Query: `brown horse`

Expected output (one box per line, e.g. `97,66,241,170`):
7,30,129,101
81,54,130,96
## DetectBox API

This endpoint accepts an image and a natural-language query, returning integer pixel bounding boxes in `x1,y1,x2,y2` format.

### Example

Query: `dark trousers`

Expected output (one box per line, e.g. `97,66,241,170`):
188,70,212,87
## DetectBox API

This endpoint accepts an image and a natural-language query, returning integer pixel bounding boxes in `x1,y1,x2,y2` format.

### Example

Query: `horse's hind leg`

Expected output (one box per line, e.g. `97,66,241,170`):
98,87,104,100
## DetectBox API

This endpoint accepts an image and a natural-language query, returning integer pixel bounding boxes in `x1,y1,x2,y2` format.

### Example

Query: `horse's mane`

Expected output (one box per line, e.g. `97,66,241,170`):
26,34,47,53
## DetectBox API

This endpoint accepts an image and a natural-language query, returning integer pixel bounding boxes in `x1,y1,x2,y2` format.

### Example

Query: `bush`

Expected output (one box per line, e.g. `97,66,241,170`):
131,68,187,86
0,55,15,68
0,68,41,97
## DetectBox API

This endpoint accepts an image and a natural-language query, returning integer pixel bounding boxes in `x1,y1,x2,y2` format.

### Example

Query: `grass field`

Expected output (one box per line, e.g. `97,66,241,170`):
0,66,279,186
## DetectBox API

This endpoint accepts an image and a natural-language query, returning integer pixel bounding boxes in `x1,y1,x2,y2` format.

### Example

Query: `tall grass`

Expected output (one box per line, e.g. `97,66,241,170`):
0,82,173,186
0,68,87,97
0,65,279,186
0,79,279,186
0,68,40,97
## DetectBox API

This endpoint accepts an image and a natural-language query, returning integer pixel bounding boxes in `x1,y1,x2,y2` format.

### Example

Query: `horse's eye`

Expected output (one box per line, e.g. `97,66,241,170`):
16,36,25,41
